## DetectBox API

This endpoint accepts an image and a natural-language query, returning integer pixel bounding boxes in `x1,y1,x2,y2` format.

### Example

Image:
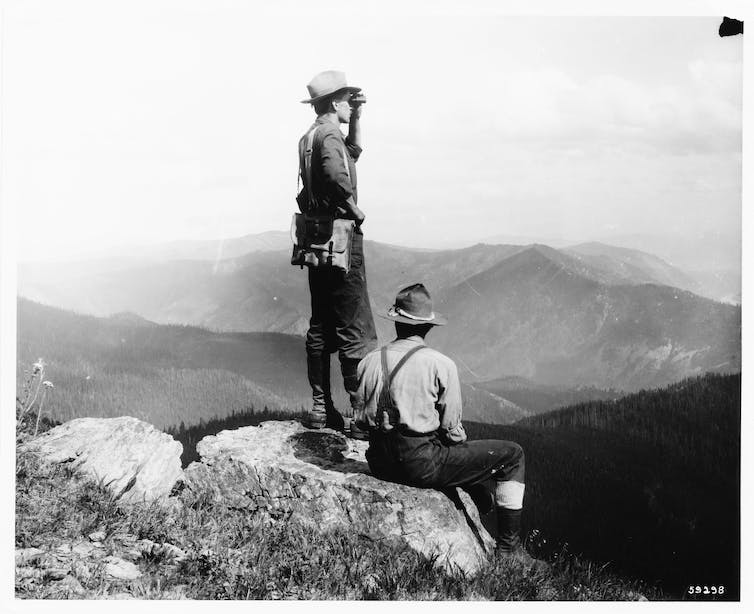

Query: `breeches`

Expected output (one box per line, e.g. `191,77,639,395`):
366,430,525,488
306,230,377,362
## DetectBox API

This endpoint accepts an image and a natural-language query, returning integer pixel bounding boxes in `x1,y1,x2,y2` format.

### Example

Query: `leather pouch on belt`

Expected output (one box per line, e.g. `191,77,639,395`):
290,213,355,274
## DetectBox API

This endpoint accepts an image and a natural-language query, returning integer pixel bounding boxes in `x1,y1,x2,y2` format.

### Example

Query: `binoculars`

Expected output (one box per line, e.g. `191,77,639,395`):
350,92,367,107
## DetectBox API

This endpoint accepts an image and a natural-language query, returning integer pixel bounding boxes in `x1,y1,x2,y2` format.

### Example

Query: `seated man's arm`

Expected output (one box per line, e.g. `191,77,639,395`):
355,354,378,427
437,361,467,444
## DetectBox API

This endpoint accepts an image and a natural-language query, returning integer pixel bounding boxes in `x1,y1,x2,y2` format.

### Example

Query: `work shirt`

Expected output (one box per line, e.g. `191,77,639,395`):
299,116,361,215
355,336,467,444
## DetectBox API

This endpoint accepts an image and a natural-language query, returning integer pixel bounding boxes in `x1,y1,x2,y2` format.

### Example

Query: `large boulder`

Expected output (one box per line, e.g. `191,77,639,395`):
183,420,495,576
21,417,183,504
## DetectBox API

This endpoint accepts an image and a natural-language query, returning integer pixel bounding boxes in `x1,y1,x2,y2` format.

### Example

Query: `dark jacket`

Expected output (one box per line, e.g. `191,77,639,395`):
298,116,362,216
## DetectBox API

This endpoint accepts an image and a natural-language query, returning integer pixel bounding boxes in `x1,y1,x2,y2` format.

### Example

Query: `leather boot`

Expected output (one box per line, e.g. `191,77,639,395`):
304,352,330,429
321,355,346,430
341,356,369,439
496,507,522,553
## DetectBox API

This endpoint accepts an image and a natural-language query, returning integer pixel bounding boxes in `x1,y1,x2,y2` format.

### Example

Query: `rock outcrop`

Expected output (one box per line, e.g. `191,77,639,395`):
21,416,183,504
21,417,494,575
183,420,495,576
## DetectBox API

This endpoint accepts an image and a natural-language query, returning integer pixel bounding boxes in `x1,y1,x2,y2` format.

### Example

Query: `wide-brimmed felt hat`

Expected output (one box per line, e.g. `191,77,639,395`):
300,70,361,104
380,283,447,326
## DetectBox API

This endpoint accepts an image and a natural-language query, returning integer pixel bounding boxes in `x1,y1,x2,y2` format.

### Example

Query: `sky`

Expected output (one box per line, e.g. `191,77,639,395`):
1,1,744,265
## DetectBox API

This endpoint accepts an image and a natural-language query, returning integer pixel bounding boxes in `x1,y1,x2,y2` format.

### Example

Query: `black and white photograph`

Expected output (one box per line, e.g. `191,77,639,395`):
1,0,749,606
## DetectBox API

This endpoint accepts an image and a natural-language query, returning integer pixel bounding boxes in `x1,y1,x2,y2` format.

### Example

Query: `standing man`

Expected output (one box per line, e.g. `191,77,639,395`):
355,284,527,553
298,70,378,437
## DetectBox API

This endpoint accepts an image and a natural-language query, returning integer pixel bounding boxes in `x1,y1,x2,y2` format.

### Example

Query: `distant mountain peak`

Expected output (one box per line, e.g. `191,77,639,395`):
444,243,593,295
526,243,563,256
504,244,579,272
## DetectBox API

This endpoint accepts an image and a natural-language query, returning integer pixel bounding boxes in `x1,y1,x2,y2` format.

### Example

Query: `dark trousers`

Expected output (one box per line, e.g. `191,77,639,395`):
306,230,377,416
366,430,525,488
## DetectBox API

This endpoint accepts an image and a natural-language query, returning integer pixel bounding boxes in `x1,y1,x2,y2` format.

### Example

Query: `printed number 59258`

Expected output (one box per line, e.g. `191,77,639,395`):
687,585,725,596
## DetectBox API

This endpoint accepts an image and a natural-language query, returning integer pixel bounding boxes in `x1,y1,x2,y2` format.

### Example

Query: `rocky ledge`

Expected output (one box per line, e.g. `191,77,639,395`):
21,417,494,577
183,420,494,575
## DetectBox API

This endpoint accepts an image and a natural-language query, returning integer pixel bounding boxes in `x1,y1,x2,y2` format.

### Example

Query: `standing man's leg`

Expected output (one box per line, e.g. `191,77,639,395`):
332,229,377,436
304,267,335,429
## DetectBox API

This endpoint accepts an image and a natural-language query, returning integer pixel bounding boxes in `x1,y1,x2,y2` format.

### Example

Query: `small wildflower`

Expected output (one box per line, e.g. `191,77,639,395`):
43,381,54,389
32,359,45,373
362,573,380,592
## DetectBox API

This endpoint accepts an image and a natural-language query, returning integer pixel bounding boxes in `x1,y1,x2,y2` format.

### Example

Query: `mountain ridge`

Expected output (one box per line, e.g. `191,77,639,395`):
18,235,740,391
17,298,533,427
430,247,739,389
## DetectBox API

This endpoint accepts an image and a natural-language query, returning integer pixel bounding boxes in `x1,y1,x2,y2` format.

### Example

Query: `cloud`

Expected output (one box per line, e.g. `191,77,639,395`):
688,59,742,104
475,66,743,156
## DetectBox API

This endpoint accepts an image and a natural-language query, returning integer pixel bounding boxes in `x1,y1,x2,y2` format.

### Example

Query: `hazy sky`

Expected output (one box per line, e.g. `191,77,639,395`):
1,1,744,262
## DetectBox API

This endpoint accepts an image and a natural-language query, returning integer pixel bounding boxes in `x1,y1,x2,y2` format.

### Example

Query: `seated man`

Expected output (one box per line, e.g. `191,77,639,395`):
354,283,526,553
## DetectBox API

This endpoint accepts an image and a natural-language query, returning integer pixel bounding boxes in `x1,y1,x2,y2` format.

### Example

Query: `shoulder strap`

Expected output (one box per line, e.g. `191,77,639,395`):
377,347,390,427
298,126,319,211
388,345,426,386
380,346,390,389
379,344,426,409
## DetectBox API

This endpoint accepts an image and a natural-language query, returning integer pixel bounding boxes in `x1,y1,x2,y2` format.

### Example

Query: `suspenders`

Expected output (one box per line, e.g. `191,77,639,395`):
377,345,426,430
